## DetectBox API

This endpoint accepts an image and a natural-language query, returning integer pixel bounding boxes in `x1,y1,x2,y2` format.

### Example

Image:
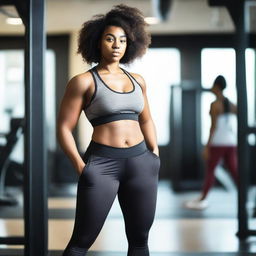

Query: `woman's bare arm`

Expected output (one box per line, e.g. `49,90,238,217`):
203,102,219,160
57,72,92,175
206,102,218,147
133,73,159,156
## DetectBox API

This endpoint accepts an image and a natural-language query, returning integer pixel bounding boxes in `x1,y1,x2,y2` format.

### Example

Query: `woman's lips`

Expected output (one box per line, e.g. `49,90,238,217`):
112,52,120,56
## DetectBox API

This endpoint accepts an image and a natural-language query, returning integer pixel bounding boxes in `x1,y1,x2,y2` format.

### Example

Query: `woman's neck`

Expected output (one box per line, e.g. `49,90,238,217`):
215,91,225,100
97,61,121,74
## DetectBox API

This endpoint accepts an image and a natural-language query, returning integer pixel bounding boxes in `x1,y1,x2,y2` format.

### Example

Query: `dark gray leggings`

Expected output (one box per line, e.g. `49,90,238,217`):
63,140,160,256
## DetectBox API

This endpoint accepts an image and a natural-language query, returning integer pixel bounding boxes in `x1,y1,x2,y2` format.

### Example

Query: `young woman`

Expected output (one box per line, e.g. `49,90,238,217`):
185,75,238,210
57,4,160,256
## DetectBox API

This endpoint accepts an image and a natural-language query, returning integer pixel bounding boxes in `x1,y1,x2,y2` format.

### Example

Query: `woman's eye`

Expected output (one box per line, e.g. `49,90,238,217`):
120,40,127,43
106,38,114,42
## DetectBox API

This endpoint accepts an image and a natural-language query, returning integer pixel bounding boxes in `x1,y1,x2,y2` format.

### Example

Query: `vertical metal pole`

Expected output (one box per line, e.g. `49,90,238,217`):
235,0,250,239
24,0,48,255
170,86,182,190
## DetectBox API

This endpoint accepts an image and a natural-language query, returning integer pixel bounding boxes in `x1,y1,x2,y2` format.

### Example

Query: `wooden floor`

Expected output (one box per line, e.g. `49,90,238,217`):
0,181,256,256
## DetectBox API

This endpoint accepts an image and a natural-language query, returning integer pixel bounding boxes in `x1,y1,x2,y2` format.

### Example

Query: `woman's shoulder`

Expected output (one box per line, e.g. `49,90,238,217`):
228,100,237,114
70,70,93,83
210,100,222,114
127,71,146,89
67,70,94,91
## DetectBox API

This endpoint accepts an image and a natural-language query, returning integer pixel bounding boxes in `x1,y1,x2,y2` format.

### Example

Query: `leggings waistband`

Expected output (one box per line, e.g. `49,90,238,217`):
83,140,148,160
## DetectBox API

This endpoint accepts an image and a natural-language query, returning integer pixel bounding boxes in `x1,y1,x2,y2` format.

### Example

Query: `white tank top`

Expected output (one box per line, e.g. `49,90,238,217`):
210,113,237,146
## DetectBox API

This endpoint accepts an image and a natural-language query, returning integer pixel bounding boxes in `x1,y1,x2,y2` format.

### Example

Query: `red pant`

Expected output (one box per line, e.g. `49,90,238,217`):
202,146,238,199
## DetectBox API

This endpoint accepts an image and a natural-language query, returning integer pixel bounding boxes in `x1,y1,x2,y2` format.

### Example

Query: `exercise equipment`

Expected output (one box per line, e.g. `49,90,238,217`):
0,118,24,205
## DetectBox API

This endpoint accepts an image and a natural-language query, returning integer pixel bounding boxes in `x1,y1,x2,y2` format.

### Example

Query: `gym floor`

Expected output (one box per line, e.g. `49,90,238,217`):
0,180,256,256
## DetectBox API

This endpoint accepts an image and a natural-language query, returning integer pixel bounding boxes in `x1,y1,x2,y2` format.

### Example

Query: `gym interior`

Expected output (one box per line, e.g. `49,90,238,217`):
0,0,255,255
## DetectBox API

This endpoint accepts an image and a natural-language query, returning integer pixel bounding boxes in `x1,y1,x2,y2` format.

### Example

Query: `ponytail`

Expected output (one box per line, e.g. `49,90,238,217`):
223,97,230,113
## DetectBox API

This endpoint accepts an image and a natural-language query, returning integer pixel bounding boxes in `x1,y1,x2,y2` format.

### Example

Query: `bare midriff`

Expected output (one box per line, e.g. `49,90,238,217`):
92,120,144,147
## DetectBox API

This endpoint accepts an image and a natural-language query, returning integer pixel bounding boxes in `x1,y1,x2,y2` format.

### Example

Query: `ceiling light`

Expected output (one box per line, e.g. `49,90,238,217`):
145,16,160,25
6,17,22,25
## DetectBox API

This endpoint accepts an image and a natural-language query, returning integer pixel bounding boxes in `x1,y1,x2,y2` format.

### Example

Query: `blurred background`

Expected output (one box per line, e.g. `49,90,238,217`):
0,0,255,255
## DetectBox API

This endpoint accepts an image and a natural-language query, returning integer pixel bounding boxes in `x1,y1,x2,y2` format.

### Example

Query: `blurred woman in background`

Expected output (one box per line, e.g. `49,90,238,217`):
185,75,238,210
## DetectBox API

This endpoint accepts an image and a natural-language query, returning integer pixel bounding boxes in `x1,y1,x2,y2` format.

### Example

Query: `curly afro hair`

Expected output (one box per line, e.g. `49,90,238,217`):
77,4,151,64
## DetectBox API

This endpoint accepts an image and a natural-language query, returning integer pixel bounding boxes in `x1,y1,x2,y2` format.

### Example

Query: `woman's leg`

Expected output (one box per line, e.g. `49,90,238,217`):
223,146,238,185
62,155,121,256
201,146,225,200
118,150,160,256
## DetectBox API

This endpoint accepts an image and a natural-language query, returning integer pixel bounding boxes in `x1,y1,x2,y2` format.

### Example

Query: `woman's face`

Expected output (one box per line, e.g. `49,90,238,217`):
211,84,218,95
100,26,127,63
211,84,221,95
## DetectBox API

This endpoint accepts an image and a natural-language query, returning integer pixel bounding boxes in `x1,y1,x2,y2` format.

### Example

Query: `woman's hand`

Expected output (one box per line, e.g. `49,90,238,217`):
152,149,159,157
78,163,86,176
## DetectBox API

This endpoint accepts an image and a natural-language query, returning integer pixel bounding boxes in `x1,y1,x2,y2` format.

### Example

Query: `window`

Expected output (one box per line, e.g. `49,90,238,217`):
201,48,236,144
0,49,56,162
201,48,256,145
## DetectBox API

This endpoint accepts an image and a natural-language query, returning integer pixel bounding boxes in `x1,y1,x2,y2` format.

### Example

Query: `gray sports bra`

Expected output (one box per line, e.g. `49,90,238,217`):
83,66,145,127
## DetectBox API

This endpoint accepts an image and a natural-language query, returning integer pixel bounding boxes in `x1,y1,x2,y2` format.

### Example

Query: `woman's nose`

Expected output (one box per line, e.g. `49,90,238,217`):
112,40,120,49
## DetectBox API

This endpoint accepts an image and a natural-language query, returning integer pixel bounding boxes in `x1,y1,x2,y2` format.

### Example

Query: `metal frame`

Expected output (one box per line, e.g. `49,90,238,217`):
0,0,47,255
170,85,211,191
209,0,256,239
